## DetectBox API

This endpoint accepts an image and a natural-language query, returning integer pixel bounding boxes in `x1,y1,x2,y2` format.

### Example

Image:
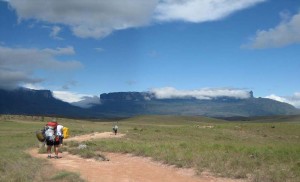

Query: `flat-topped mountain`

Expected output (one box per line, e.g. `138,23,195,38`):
96,91,298,117
0,88,299,118
0,88,96,117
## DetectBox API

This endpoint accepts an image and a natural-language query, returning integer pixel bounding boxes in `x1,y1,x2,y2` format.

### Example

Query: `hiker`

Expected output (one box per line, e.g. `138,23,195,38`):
112,124,118,135
44,118,60,159
56,123,64,146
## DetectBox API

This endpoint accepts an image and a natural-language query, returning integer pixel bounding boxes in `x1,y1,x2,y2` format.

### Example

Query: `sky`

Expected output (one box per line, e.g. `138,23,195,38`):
0,0,300,108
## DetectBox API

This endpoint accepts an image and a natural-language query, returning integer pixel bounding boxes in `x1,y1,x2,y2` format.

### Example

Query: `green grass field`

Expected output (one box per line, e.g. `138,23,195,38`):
0,114,299,182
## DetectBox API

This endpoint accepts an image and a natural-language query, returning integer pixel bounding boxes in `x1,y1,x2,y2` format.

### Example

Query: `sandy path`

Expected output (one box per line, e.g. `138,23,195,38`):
63,132,125,142
29,132,244,182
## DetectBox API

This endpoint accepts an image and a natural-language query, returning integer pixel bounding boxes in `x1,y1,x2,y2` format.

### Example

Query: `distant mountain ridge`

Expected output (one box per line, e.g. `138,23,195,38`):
0,88,97,117
0,88,299,118
96,91,299,117
100,90,255,102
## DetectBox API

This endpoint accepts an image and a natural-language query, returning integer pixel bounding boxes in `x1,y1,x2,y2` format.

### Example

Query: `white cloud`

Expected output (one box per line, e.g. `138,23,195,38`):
8,0,158,39
0,45,82,89
150,87,251,100
0,46,77,69
265,94,288,103
7,0,266,39
50,26,63,40
154,0,266,22
42,46,75,56
244,11,300,49
22,83,100,108
0,69,42,90
52,91,100,108
53,91,89,102
71,96,101,108
23,83,45,90
265,93,300,108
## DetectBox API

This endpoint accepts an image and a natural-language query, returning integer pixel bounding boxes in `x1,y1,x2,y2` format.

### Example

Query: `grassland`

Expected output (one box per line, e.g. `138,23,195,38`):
0,114,300,182
0,115,101,182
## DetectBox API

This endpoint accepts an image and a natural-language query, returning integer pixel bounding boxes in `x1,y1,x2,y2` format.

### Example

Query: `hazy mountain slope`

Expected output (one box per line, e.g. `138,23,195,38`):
0,88,96,117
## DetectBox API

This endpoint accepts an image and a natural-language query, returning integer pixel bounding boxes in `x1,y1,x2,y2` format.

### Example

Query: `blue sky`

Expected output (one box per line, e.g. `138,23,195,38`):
0,0,300,108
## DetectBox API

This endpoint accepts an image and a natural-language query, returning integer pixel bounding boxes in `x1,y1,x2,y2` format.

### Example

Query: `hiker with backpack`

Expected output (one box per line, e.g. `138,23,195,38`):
56,123,64,146
112,124,118,135
44,118,60,159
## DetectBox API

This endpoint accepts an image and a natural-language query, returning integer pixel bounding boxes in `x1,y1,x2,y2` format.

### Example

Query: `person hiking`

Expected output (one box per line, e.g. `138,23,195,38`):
44,118,60,159
112,124,118,135
56,123,64,146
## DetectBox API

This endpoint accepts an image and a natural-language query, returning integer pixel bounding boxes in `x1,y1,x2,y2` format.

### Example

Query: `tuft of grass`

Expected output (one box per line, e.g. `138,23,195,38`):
0,151,50,182
65,140,80,147
51,170,85,181
63,141,109,161
68,147,97,158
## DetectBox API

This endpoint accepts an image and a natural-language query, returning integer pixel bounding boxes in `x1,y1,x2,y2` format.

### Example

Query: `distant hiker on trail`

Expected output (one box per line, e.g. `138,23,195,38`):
112,124,118,135
44,118,60,159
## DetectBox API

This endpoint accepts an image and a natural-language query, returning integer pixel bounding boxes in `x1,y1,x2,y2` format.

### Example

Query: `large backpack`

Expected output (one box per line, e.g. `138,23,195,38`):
62,127,70,139
36,129,45,142
45,122,57,142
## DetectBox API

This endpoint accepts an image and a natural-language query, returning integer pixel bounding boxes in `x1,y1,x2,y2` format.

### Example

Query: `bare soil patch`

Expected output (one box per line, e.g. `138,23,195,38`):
64,132,125,142
29,132,245,182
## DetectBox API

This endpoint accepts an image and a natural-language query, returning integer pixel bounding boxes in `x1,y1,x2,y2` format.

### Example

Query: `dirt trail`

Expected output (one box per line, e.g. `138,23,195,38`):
29,132,244,182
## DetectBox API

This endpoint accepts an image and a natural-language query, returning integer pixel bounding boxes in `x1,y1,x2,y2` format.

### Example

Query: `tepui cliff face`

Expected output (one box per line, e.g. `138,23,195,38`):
0,88,299,118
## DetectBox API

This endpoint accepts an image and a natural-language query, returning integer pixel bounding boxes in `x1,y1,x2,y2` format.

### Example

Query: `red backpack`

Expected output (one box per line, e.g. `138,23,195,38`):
47,122,58,128
45,122,58,141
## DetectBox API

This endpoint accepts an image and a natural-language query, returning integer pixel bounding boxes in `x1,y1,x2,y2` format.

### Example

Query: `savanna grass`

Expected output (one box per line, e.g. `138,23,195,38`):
0,115,103,181
51,171,84,182
91,116,300,182
1,114,299,182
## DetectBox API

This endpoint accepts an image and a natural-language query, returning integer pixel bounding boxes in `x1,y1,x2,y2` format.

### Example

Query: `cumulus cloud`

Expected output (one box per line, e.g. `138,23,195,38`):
0,69,42,90
52,91,100,108
154,0,266,22
265,93,300,108
244,11,300,49
150,87,251,100
8,0,158,39
7,0,266,39
0,45,82,90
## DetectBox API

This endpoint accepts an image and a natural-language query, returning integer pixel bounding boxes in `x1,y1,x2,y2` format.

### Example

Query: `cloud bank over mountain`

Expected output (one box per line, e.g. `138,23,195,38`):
52,91,100,108
266,93,300,108
150,87,251,100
